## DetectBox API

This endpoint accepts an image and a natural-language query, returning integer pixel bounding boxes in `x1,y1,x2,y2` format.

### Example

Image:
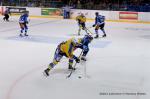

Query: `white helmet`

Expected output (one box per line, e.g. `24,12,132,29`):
72,38,81,45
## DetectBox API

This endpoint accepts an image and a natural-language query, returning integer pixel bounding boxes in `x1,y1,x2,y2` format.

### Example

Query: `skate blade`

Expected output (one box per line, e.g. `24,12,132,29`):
43,71,49,77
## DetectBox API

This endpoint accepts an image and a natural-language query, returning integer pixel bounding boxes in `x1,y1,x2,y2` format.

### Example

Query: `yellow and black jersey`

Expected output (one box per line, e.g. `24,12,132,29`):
76,15,86,23
60,38,78,58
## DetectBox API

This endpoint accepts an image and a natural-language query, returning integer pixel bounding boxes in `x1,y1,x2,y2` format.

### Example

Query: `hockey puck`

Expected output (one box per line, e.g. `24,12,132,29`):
78,76,82,79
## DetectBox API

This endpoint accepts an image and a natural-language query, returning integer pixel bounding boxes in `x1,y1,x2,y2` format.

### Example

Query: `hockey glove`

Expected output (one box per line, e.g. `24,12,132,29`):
26,21,29,24
73,55,80,63
75,57,80,63
92,24,96,27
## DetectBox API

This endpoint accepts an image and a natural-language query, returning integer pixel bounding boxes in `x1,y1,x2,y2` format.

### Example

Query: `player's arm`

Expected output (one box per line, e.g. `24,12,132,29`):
67,42,80,63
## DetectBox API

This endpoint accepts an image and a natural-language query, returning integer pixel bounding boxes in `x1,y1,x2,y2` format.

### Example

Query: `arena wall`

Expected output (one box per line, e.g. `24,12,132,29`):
70,9,150,23
0,6,150,23
0,6,4,15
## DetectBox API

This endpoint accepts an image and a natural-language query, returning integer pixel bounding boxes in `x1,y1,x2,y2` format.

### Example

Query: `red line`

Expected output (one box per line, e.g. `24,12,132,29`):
5,66,43,99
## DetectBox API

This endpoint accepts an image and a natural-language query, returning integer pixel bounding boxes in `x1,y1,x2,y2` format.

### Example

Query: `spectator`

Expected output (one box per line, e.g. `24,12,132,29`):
62,5,72,19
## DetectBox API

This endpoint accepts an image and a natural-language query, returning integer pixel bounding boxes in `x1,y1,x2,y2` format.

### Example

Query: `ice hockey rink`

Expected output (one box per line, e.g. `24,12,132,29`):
0,16,150,99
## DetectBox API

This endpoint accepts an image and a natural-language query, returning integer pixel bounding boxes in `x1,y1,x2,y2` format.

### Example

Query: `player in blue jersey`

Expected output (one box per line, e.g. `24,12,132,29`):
19,11,29,37
93,12,106,38
75,34,93,61
3,8,11,21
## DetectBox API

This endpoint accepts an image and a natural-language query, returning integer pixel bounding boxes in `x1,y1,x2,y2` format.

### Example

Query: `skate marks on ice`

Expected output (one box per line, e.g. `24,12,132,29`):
6,35,111,48
90,40,111,48
140,35,150,40
44,60,90,79
125,27,150,40
6,35,67,44
5,64,146,99
0,20,60,33
5,63,90,99
125,27,150,31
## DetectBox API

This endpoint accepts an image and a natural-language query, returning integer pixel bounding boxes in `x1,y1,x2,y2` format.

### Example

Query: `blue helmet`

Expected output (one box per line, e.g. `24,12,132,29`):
85,35,93,41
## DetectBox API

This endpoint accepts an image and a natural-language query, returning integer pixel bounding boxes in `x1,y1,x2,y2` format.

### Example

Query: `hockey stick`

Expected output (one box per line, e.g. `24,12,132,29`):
67,50,83,78
86,26,93,29
85,27,94,35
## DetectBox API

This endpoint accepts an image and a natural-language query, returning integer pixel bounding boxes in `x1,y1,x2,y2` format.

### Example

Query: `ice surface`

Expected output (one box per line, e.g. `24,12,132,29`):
0,16,150,99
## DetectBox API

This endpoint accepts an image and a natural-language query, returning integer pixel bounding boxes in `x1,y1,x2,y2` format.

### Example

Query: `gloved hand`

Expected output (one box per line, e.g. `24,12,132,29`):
92,24,95,27
75,57,80,63
26,21,29,24
73,55,80,63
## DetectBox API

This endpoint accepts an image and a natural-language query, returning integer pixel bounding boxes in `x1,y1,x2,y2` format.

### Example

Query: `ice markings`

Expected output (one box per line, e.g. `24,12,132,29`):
6,35,66,44
6,35,111,48
140,35,150,40
125,27,150,31
91,40,111,48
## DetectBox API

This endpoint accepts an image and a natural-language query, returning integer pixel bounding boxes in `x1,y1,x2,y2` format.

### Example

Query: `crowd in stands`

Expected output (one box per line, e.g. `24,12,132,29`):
1,0,150,12
69,0,150,12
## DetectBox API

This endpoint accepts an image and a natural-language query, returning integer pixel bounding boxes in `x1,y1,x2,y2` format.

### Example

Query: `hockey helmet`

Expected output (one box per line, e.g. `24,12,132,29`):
85,34,93,41
95,12,99,16
72,38,81,46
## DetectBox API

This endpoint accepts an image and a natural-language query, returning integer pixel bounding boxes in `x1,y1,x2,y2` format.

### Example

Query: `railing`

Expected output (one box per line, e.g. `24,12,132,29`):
1,1,150,12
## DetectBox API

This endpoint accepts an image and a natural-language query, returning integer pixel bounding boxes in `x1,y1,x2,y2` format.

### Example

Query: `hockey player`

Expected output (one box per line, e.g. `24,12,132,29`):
44,38,80,76
76,13,87,35
76,34,93,61
19,11,29,37
3,8,11,21
93,12,106,38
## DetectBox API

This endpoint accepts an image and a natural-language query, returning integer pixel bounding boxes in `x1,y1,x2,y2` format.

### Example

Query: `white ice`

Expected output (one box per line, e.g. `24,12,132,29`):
0,16,150,99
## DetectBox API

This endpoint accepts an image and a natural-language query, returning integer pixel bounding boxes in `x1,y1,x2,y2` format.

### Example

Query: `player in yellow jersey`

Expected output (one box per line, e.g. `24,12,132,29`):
76,13,87,35
43,38,81,76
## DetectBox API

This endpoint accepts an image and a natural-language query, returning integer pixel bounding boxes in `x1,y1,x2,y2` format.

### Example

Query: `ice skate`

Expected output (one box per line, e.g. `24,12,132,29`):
81,56,86,61
43,68,50,77
94,34,99,38
102,34,106,37
68,65,76,70
19,34,23,37
24,33,28,36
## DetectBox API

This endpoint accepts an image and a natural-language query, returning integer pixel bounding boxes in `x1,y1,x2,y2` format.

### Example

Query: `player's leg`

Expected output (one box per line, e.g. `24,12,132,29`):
3,14,6,21
6,14,9,21
66,12,69,19
24,23,28,36
94,25,100,38
19,23,24,37
82,23,88,34
100,23,106,37
68,58,76,70
81,46,89,61
44,48,63,76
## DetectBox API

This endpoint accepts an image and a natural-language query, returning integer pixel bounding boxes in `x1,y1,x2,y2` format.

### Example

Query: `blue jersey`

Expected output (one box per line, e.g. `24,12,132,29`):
95,15,105,25
76,35,93,55
76,35,92,53
80,35,91,46
19,14,28,23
